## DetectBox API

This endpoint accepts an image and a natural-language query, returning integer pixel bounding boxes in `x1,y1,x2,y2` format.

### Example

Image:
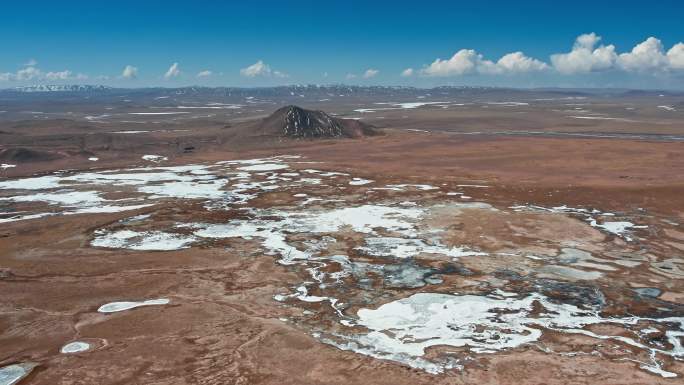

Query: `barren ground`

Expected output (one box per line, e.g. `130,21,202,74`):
1,91,683,384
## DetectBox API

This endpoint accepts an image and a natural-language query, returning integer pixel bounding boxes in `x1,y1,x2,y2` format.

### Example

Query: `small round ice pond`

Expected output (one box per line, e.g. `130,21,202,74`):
61,341,90,354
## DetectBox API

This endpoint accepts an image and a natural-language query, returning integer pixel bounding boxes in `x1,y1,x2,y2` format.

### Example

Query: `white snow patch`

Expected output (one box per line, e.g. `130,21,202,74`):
98,298,170,313
375,184,437,191
193,204,425,265
330,291,684,376
142,155,168,163
354,102,449,113
91,230,197,251
485,101,529,106
588,220,648,240
2,190,104,206
237,163,289,171
357,237,486,259
0,363,36,385
128,112,190,115
349,178,373,186
111,130,150,134
69,204,154,214
139,179,231,199
568,116,638,122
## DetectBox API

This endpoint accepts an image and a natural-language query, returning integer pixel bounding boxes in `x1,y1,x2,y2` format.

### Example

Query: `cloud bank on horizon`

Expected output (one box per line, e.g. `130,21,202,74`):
1,33,684,87
410,33,684,78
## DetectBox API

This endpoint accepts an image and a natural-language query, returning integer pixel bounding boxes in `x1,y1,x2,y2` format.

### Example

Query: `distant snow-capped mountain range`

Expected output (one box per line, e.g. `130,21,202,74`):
11,85,112,93
2,84,680,99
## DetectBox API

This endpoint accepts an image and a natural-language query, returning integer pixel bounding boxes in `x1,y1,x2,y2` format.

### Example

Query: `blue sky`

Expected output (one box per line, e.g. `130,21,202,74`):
2,1,684,88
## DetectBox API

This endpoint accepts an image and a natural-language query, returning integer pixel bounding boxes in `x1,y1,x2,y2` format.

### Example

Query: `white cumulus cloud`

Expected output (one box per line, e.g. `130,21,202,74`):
196,70,212,78
496,52,549,73
617,37,669,72
25,59,38,66
164,62,181,79
550,33,617,74
0,65,87,82
45,70,73,80
668,43,684,70
121,65,138,79
240,60,270,77
401,68,414,77
422,49,484,76
241,60,269,77
363,69,379,78
422,49,547,76
550,33,684,74
239,60,288,78
346,73,357,79
616,37,684,72
16,66,42,80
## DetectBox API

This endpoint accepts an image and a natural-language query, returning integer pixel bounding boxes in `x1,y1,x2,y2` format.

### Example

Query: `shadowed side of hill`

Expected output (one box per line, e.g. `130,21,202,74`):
0,147,64,163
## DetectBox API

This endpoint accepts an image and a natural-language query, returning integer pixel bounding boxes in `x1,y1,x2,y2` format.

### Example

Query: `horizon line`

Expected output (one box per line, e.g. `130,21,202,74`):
2,84,683,93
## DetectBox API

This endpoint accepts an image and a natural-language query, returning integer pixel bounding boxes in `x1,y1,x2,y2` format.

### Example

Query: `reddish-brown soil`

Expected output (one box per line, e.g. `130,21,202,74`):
1,103,683,385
